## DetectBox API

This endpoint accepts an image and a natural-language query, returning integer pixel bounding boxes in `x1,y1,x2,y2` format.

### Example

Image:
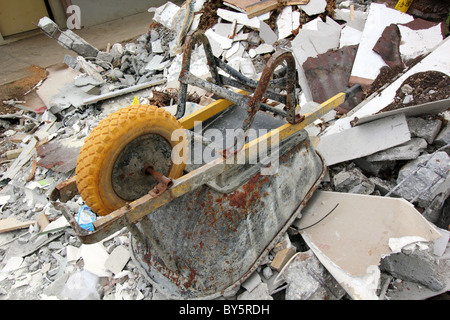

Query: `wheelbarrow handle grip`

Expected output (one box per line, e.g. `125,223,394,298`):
345,84,362,99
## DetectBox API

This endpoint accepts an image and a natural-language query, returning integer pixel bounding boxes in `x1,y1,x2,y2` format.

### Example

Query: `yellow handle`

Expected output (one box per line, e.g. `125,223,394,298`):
395,0,413,12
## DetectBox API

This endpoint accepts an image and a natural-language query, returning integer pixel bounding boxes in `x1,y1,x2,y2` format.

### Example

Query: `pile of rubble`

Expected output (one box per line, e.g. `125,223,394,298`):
0,0,449,301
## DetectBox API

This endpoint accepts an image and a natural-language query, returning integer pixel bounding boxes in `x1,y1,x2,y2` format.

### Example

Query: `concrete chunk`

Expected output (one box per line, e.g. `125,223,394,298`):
380,243,446,291
38,16,59,36
333,167,375,195
435,123,450,147
57,29,99,58
366,138,427,162
237,282,273,300
407,117,442,144
395,151,450,208
277,251,345,300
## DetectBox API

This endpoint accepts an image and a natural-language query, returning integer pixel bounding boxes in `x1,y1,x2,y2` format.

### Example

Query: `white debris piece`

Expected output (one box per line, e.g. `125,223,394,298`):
316,113,411,166
205,28,233,50
277,5,293,40
297,191,442,300
349,3,414,84
149,2,181,30
166,45,210,86
398,23,444,62
105,245,131,275
240,58,257,79
80,243,112,278
259,21,277,45
249,42,274,58
151,39,164,53
217,8,260,29
326,35,450,135
298,0,327,16
339,25,363,48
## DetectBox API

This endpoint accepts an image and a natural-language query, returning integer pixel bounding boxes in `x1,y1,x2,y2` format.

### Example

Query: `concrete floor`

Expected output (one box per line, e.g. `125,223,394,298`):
0,11,157,86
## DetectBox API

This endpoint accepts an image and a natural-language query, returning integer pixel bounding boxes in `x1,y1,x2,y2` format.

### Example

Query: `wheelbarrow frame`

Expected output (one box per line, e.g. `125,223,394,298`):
55,86,354,244
53,30,360,298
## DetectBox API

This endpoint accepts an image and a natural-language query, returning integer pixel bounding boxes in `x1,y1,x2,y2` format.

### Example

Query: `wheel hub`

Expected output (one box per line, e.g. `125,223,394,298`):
111,134,173,201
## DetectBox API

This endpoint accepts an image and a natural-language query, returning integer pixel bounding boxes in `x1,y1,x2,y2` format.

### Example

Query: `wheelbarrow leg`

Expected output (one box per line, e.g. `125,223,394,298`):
176,32,222,119
241,50,299,135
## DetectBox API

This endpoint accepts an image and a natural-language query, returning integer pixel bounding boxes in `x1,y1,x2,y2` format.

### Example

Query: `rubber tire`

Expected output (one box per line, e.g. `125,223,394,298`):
76,104,188,216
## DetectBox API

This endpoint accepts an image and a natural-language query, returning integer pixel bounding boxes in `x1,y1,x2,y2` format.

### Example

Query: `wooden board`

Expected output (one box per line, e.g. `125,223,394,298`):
246,0,279,18
0,217,34,233
245,0,310,18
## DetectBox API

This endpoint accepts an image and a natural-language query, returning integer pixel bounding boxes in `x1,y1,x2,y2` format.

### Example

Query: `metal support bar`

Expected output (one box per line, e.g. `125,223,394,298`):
176,30,298,130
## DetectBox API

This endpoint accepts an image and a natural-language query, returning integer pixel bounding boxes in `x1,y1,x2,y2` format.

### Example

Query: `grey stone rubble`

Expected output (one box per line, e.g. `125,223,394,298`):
0,0,449,301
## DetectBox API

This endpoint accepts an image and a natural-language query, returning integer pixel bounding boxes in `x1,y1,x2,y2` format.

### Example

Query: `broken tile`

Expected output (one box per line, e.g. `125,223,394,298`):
217,8,260,29
150,2,181,30
259,21,277,45
316,113,411,166
277,5,293,40
80,243,111,278
224,41,243,60
105,245,130,275
398,19,444,63
144,55,165,71
372,24,404,70
204,28,233,50
349,3,414,86
297,190,442,300
240,58,257,79
303,45,359,111
298,0,327,16
66,245,81,262
37,136,84,173
339,25,363,48
325,36,450,135
151,39,164,53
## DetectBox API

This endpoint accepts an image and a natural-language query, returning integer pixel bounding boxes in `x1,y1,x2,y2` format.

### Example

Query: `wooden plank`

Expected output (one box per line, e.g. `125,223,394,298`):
270,247,296,271
224,0,260,11
286,0,310,5
245,0,310,18
0,217,34,233
246,0,279,18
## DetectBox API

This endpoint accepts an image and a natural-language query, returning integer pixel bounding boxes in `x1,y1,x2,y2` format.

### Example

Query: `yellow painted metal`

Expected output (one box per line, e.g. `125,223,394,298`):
179,90,247,130
244,92,345,154
92,90,346,229
394,0,413,13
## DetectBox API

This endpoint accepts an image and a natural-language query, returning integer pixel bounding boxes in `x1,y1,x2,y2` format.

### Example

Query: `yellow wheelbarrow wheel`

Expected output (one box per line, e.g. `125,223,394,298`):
76,104,188,216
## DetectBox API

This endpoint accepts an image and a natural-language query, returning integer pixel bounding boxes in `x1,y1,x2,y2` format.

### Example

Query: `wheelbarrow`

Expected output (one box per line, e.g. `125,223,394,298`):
53,30,361,299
